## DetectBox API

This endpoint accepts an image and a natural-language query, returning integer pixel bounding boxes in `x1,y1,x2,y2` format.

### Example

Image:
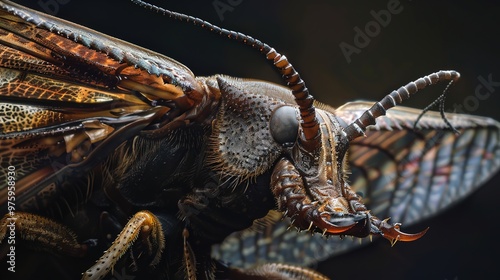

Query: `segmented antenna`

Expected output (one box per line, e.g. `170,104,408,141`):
131,0,319,146
343,70,461,141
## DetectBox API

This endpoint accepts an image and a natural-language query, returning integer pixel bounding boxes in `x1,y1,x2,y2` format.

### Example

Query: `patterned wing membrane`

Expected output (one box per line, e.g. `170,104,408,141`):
0,0,198,213
0,82,165,214
0,48,157,212
213,101,500,267
343,102,500,224
0,1,198,93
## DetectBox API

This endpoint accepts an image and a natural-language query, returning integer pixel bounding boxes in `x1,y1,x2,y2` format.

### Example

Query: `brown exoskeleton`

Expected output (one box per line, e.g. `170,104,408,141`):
0,1,499,279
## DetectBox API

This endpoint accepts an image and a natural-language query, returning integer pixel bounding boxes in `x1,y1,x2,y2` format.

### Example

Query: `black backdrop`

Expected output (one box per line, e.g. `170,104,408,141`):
7,0,500,279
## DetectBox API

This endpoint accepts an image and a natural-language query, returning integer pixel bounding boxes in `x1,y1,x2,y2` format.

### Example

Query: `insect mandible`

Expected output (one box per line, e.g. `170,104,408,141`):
1,1,499,279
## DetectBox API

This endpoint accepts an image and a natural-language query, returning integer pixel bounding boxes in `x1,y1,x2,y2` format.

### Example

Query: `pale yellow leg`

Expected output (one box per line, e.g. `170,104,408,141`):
82,210,165,280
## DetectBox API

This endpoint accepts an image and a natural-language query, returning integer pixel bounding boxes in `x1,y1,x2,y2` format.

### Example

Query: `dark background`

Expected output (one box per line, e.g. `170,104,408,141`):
8,0,500,279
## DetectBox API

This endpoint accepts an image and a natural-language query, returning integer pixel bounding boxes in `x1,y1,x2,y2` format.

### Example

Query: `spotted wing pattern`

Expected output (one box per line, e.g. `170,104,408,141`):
0,0,196,213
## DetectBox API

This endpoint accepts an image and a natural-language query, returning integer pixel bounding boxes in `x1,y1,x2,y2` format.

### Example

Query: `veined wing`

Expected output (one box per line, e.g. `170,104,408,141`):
0,0,200,213
343,102,500,224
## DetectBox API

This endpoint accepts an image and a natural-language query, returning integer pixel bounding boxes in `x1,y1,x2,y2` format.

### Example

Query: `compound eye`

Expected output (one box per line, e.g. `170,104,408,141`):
270,106,299,147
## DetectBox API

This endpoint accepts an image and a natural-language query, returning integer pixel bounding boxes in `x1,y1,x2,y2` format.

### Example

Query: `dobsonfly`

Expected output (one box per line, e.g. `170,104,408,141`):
0,0,498,280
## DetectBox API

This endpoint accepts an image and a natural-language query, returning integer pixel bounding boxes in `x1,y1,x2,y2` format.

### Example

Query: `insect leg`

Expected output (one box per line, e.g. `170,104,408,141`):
0,212,87,257
182,228,197,280
82,210,165,280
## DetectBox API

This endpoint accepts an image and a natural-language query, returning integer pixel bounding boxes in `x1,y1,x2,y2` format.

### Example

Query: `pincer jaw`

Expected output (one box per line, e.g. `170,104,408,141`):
311,211,371,237
283,202,428,243
308,211,429,244
370,217,429,246
281,201,362,235
281,199,372,237
271,158,428,242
